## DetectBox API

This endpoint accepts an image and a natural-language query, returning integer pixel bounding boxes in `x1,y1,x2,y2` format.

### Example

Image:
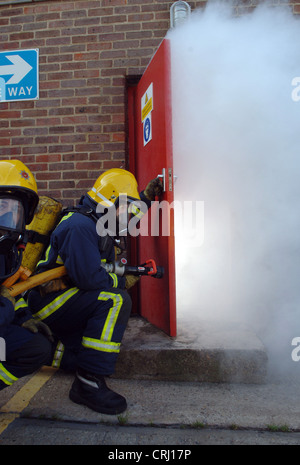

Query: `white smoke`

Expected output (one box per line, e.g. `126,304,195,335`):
168,1,300,375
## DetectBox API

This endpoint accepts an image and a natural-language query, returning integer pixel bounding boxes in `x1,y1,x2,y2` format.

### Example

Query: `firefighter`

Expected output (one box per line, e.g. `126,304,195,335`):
0,160,53,391
27,169,163,415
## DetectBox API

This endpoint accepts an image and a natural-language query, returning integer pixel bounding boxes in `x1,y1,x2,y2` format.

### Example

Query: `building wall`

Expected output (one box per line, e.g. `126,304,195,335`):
0,0,299,205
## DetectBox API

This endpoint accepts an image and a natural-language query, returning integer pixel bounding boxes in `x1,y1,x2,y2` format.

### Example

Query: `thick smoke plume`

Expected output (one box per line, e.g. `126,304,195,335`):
168,1,300,375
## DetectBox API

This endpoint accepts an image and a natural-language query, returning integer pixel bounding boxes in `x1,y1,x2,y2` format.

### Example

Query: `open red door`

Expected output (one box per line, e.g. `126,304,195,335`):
127,39,176,336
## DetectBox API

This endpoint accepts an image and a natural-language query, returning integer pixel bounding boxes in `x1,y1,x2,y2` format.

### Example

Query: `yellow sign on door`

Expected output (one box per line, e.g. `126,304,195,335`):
141,83,153,122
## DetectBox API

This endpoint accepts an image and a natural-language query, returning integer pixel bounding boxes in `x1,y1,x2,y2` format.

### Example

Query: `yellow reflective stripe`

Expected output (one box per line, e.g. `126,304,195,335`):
33,287,79,321
0,363,18,386
81,292,123,354
82,338,120,353
14,298,27,312
37,213,74,268
58,212,74,224
37,244,51,267
56,255,64,265
52,341,64,368
131,203,143,219
99,292,123,342
109,272,118,288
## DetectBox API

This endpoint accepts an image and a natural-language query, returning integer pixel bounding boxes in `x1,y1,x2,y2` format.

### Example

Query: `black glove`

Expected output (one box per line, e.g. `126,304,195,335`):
0,285,15,308
144,178,163,201
22,318,54,342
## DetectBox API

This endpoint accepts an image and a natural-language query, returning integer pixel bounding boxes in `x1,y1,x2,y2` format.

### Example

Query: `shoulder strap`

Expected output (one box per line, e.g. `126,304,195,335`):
60,205,98,223
61,205,126,253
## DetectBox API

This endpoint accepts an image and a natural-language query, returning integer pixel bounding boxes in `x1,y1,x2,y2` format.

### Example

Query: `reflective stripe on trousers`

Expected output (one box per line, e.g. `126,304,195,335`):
33,288,79,321
52,341,65,368
82,291,123,354
0,363,18,386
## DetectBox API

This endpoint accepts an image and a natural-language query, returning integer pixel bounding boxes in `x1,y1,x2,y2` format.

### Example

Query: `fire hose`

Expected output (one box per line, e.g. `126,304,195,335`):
6,259,164,297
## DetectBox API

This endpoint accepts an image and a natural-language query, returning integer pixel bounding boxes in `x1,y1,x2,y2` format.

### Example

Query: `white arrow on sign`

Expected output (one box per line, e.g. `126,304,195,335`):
0,55,32,85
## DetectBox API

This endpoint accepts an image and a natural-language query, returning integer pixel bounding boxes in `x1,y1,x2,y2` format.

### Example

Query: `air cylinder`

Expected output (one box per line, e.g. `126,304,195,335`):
22,196,62,273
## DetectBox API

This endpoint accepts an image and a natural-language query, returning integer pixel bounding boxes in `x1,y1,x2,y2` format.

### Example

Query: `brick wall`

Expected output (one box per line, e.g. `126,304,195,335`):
0,0,299,205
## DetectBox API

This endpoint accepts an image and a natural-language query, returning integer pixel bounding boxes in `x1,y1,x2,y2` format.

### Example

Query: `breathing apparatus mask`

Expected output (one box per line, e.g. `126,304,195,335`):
115,194,145,236
0,159,39,283
0,196,26,281
86,168,144,250
95,194,144,236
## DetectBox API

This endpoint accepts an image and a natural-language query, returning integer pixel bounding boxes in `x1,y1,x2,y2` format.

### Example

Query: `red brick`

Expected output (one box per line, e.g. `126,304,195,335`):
49,162,75,171
63,170,90,179
36,171,61,181
0,7,23,17
0,128,21,137
0,139,11,146
11,137,34,146
49,180,75,189
36,154,62,163
23,146,48,155
0,110,21,119
0,147,21,156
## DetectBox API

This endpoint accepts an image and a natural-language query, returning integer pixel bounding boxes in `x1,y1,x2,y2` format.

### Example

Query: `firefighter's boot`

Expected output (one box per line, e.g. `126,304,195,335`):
69,369,127,415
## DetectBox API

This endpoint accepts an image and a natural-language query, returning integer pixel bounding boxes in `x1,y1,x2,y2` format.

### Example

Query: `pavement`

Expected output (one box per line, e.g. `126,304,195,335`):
1,316,300,447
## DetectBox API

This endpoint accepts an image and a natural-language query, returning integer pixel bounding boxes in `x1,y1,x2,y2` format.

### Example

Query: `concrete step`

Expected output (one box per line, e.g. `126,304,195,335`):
115,316,267,384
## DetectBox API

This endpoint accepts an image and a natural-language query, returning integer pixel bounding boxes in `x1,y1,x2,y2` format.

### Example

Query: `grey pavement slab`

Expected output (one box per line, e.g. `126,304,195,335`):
17,370,300,432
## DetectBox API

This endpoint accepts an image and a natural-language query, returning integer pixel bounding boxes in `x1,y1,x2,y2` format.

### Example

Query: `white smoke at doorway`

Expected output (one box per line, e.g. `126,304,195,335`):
168,1,300,376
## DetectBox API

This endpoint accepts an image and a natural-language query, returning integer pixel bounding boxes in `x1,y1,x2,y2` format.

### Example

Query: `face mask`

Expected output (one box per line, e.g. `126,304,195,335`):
116,195,144,236
0,245,23,283
0,230,22,254
0,197,25,254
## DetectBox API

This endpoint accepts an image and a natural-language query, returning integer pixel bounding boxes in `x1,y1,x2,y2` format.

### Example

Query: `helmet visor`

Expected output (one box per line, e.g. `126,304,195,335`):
0,198,25,231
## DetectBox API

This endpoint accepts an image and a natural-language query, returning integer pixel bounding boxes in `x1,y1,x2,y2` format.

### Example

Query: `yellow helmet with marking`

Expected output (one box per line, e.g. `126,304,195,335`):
87,168,140,207
0,159,39,224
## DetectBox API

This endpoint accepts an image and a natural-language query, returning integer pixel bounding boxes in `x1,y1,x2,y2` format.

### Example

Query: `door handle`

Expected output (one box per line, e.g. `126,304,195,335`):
157,168,166,192
157,168,177,192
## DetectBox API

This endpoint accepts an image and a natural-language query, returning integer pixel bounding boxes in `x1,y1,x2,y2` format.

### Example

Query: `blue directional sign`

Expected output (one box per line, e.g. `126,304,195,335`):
0,49,39,103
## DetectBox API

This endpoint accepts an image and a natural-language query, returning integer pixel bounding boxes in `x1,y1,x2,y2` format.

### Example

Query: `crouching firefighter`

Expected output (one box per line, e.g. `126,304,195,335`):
0,160,53,391
27,169,163,415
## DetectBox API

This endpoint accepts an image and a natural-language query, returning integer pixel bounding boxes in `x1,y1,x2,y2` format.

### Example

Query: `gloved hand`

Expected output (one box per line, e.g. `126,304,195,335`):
0,285,15,308
144,178,163,201
125,275,140,289
22,318,54,342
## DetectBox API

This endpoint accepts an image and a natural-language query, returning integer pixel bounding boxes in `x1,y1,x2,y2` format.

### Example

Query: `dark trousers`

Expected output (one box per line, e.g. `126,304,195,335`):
28,287,132,376
0,326,52,390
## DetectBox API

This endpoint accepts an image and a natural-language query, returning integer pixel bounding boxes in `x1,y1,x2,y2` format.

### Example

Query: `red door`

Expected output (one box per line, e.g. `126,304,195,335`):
127,39,176,336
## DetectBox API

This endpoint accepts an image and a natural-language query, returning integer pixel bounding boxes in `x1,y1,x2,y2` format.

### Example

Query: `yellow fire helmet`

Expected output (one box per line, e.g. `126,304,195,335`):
87,168,140,207
0,159,39,224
